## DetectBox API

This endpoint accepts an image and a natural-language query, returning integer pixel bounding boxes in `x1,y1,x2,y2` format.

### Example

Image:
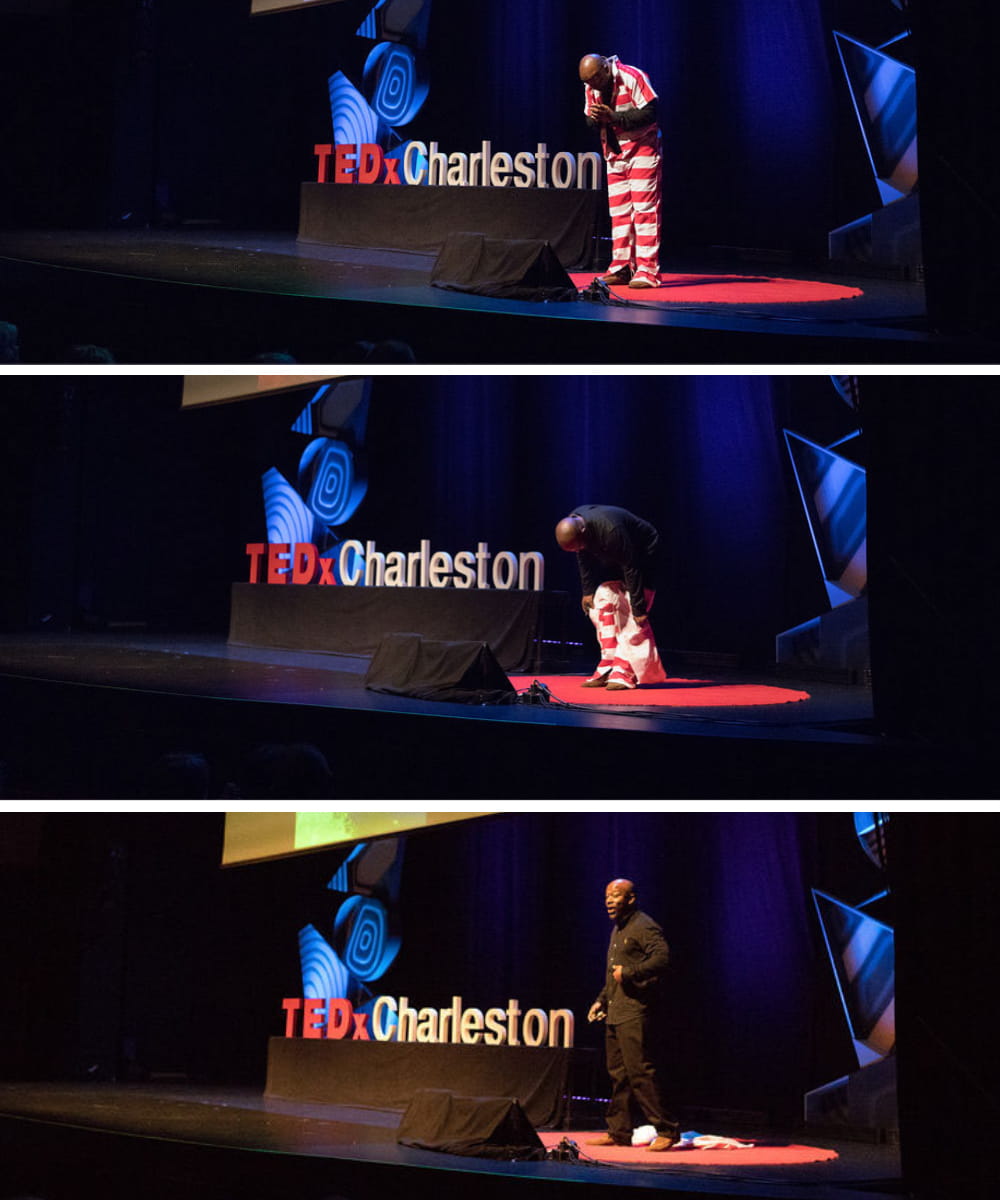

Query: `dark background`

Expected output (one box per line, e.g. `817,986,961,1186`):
0,374,851,666
0,0,911,258
0,809,886,1124
2,373,998,800
4,808,999,1200
3,0,996,331
4,371,999,752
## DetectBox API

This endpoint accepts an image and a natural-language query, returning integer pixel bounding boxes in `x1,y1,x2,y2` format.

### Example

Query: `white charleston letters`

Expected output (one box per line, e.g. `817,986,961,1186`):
403,141,601,190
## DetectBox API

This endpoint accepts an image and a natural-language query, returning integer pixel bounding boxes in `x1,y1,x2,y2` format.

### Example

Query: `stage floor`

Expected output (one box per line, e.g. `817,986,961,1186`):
1,628,982,799
0,226,974,365
0,629,896,801
0,630,874,738
0,1081,904,1200
10,627,976,802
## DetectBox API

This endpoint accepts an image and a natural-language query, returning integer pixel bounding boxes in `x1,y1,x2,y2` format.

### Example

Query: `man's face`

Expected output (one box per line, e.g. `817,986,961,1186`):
605,883,634,920
581,60,611,90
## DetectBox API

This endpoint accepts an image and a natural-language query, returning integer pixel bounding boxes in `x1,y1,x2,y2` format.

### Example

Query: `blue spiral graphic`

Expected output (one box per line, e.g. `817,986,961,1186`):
299,923,350,999
329,70,379,147
364,42,427,126
299,438,367,527
262,467,315,546
333,895,400,982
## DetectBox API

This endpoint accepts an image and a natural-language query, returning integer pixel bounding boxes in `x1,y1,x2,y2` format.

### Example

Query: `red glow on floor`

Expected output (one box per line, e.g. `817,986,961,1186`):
537,1130,838,1167
508,676,810,708
571,272,864,304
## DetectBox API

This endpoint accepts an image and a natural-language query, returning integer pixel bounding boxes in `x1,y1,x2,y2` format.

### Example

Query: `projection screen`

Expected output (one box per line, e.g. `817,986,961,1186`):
251,0,349,14
222,812,497,866
181,376,342,407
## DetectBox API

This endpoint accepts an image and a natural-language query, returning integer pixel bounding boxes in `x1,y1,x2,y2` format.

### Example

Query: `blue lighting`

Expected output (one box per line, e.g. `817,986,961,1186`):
812,888,895,1066
329,70,380,150
834,32,918,204
364,41,428,126
261,380,370,578
332,0,432,168
262,467,315,548
299,923,351,1000
334,894,401,982
297,840,405,1011
298,437,366,527
784,430,867,606
854,813,890,870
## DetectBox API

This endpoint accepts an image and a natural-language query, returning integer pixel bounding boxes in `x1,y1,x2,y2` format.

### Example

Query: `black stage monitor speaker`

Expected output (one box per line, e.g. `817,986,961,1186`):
430,231,579,301
364,632,517,704
397,1089,545,1159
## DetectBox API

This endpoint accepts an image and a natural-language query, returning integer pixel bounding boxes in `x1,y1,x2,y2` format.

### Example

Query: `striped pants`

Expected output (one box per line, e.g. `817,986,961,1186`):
606,151,662,286
587,581,667,688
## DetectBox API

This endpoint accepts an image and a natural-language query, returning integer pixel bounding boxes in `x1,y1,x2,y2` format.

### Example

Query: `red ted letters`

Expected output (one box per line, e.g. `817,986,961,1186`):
313,143,401,185
282,997,371,1040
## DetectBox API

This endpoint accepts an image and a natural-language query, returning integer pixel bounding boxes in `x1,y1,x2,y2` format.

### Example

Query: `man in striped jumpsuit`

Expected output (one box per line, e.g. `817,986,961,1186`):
579,54,662,289
555,504,668,690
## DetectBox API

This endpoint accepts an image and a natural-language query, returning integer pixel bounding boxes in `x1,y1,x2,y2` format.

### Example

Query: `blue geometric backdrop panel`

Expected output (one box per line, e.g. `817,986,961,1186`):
834,32,918,204
262,379,371,569
262,466,316,549
812,889,895,1066
331,0,433,165
329,71,381,149
784,430,867,606
298,840,404,1023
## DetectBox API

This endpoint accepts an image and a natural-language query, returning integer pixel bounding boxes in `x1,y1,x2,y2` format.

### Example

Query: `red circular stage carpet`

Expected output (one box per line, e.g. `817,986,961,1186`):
508,676,811,708
570,272,864,304
538,1130,839,1167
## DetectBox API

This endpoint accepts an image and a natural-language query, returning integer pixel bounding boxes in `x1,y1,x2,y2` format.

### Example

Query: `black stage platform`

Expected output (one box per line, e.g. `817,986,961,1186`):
0,630,985,799
0,1081,904,1200
1,226,986,365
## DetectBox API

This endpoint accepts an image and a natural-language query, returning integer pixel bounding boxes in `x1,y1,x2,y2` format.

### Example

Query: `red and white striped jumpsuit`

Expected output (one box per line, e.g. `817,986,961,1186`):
583,57,662,287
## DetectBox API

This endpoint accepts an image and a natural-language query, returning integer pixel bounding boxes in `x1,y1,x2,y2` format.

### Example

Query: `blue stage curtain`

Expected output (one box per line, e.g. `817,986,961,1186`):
400,810,845,1120
447,0,839,255
414,374,811,664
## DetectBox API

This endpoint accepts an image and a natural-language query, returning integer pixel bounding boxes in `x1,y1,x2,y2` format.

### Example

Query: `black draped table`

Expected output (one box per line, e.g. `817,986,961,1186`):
228,584,551,673
298,182,604,269
265,1037,578,1129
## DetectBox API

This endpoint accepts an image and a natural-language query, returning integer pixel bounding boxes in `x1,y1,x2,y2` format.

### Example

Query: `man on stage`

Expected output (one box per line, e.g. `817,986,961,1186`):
587,878,680,1151
554,504,667,689
578,53,662,289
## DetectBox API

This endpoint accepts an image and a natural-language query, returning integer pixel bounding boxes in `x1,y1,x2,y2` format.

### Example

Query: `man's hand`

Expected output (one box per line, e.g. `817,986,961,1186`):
612,965,624,984
587,1002,607,1023
582,594,595,614
628,614,649,645
588,103,614,124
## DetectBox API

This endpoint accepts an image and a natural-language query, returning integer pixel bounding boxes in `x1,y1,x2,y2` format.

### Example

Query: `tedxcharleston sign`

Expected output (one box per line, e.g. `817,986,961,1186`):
314,140,602,189
282,994,575,1047
246,539,546,591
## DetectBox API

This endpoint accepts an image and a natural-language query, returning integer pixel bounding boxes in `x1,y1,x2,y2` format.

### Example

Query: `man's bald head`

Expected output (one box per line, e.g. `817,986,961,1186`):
579,54,611,86
555,514,587,552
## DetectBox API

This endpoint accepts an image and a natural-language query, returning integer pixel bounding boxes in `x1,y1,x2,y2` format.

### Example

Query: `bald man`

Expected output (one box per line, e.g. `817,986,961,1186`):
587,878,679,1151
579,53,662,289
555,504,666,689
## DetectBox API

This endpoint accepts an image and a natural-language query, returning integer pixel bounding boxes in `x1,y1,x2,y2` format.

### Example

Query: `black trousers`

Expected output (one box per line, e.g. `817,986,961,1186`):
604,1015,679,1143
